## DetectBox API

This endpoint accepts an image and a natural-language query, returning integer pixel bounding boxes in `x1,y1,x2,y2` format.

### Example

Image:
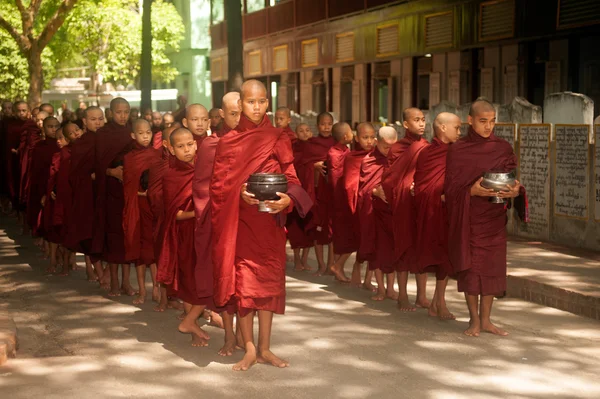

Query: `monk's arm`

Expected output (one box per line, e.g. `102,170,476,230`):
106,166,123,181
176,210,195,220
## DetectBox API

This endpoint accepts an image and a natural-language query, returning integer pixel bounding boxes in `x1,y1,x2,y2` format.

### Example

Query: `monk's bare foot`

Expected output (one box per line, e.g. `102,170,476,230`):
178,321,211,341
257,349,289,368
218,338,236,356
324,266,334,276
177,311,186,320
153,302,167,312
386,290,399,301
233,349,257,372
293,260,304,272
133,292,146,305
167,300,183,310
152,286,160,302
99,281,110,290
370,293,385,301
397,299,416,312
464,319,481,337
415,298,431,309
437,306,456,320
330,266,350,283
362,283,378,293
45,266,56,274
313,268,327,277
120,285,138,296
55,269,69,277
190,332,209,347
481,321,509,336
208,312,224,329
302,263,313,271
428,302,439,317
349,274,362,288
108,289,121,297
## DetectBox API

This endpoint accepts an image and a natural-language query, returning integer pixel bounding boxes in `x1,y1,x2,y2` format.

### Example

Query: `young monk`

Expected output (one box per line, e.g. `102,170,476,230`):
68,106,106,285
414,112,462,320
157,127,212,346
357,126,399,300
208,107,222,135
19,110,46,232
162,112,174,129
92,98,136,297
123,119,161,304
183,104,210,147
286,123,314,271
299,112,336,275
444,99,520,337
211,79,312,371
382,108,430,311
151,111,163,149
142,108,153,123
40,103,54,116
274,107,296,142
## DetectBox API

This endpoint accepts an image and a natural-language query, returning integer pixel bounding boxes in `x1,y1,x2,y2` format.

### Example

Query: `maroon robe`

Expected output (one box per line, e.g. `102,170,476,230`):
282,126,297,144
19,125,43,209
444,128,517,295
55,146,73,246
357,147,395,273
26,137,60,235
42,152,62,243
4,119,35,207
413,137,452,279
286,139,313,249
92,122,133,263
152,131,163,149
148,148,170,262
123,144,161,265
382,132,429,272
211,115,309,316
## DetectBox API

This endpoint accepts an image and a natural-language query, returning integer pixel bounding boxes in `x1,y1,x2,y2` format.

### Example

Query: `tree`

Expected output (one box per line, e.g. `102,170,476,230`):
0,0,79,105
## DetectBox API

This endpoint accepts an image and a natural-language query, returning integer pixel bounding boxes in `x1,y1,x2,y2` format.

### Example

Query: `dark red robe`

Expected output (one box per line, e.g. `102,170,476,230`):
444,128,517,295
55,146,73,246
26,137,59,235
413,137,452,280
92,122,133,263
382,132,429,272
298,135,336,244
152,131,163,150
4,119,36,208
286,139,313,249
357,147,395,273
211,115,307,316
123,144,161,265
147,148,170,262
42,152,62,244
282,126,297,144
19,124,43,209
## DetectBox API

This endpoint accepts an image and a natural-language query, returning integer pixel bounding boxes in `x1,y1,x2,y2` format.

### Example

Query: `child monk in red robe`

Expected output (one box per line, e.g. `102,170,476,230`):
151,111,163,149
299,112,335,275
275,107,296,142
92,98,135,297
444,100,520,337
123,119,162,304
357,126,398,300
208,107,222,136
414,112,461,320
211,80,312,371
382,108,430,312
287,123,314,271
183,104,210,147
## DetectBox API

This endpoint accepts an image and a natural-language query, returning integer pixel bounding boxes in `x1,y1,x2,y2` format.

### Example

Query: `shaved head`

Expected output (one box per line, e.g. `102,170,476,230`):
133,118,151,131
276,106,291,118
240,79,267,101
40,103,54,115
434,112,460,132
469,99,495,117
110,97,130,111
377,126,398,142
186,103,208,119
357,122,375,136
402,107,422,122
240,79,268,124
434,112,462,143
83,106,102,118
468,99,496,138
221,91,241,129
332,122,351,142
209,108,220,117
162,121,182,150
170,127,193,146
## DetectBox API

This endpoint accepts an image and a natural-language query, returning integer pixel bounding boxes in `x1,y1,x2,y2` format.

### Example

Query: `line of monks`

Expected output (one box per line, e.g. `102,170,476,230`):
0,79,522,371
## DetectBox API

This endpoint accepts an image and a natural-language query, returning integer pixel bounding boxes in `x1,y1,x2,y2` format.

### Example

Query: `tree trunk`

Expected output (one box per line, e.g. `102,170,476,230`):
27,45,43,107
225,0,243,91
140,0,153,111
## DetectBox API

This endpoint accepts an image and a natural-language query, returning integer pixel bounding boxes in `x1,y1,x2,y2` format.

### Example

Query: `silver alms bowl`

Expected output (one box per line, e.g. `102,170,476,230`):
481,172,516,203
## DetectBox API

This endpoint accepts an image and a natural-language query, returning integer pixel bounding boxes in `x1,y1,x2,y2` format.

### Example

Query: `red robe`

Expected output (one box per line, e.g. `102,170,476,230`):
157,156,203,304
413,137,452,280
357,147,395,273
210,115,303,316
55,146,73,246
282,126,297,144
4,119,36,207
333,148,369,255
299,135,336,244
286,139,313,249
148,148,170,262
444,128,517,295
19,124,43,209
26,137,60,235
68,131,97,253
123,144,161,265
382,132,429,272
42,152,62,244
92,122,133,263
152,131,163,149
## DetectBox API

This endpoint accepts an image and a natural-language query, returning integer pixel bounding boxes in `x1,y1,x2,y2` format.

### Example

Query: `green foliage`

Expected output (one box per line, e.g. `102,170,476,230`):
51,0,185,87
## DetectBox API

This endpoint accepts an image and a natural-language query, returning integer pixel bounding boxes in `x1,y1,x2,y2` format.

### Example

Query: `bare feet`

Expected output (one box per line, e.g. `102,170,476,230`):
302,263,313,271
386,290,399,301
218,338,237,356
207,312,224,329
362,283,378,293
464,319,481,337
108,289,121,297
153,302,167,312
190,332,208,347
415,298,431,309
257,349,289,368
152,285,160,302
429,303,455,320
370,293,385,301
233,348,257,371
133,292,146,305
481,321,509,336
167,300,184,310
293,260,304,272
45,266,56,274
120,285,138,296
397,299,417,312
99,281,110,290
178,321,210,340
313,268,328,277
330,265,351,283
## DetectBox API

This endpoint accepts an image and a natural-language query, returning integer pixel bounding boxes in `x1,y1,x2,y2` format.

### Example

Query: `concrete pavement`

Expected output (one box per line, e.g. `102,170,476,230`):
1,215,599,399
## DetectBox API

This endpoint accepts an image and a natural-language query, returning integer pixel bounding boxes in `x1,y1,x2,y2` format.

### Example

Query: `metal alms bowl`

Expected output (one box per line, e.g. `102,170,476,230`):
481,172,516,203
246,173,288,212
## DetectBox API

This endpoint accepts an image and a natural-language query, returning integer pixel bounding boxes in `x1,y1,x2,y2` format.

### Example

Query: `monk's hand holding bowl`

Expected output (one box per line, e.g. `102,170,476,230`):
470,177,497,197
497,180,521,199
241,183,260,205
265,192,291,214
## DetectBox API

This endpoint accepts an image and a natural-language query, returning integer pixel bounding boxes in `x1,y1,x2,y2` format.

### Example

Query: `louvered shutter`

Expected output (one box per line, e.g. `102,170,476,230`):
425,12,453,49
479,0,515,41
302,39,319,67
376,23,399,57
336,33,355,63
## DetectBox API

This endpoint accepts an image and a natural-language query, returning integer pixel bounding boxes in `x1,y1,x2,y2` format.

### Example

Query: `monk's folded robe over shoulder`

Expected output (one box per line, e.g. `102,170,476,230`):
357,147,395,273
27,137,60,235
211,115,311,316
381,132,429,271
92,122,133,262
413,137,452,279
68,131,97,253
333,148,369,255
444,127,517,296
123,143,161,265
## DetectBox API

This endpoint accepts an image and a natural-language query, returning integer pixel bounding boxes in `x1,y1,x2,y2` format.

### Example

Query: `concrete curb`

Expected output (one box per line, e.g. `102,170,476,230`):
507,275,600,320
0,313,18,366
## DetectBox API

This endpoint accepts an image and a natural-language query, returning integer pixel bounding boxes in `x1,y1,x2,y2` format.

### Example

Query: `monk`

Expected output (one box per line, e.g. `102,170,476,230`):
19,111,47,225
40,103,54,116
142,108,153,123
382,108,430,311
129,108,140,124
357,126,399,300
0,100,13,213
123,119,161,304
444,99,520,337
211,79,311,371
209,107,222,135
163,112,174,129
105,108,113,123
275,107,296,142
92,97,136,297
413,112,462,319
31,107,40,121
68,106,106,285
151,111,163,149
183,104,210,147
299,112,335,275
286,123,314,271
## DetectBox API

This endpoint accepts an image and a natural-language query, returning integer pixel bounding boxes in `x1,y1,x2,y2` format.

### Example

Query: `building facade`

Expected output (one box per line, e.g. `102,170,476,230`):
209,0,600,122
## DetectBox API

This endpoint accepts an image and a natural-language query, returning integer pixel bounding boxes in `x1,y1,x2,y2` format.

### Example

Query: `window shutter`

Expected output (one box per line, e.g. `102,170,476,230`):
302,39,319,67
425,11,453,49
336,32,355,63
479,0,515,41
376,23,399,57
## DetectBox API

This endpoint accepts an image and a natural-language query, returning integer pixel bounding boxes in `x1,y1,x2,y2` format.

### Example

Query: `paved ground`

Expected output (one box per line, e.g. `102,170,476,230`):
1,215,599,399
